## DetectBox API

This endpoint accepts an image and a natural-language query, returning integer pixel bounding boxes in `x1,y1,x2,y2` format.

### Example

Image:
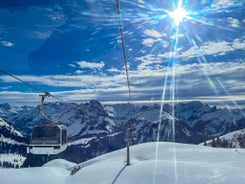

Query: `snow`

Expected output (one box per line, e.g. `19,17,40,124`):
219,128,245,140
200,128,245,148
67,120,84,137
0,142,245,184
43,159,76,168
0,154,26,168
0,135,25,145
68,137,96,146
0,118,24,137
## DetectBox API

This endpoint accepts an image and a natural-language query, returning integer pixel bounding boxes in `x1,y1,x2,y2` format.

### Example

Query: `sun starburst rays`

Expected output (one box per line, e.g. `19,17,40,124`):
169,7,188,26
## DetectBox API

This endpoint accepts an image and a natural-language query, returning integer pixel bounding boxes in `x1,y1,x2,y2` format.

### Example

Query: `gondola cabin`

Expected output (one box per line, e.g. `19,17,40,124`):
27,124,67,155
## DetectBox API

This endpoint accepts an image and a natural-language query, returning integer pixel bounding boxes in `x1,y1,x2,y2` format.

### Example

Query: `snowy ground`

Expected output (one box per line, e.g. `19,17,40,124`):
0,142,245,184
0,154,26,168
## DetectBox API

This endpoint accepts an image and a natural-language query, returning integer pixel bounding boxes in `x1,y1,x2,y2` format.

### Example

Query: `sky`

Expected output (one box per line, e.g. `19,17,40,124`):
0,0,244,108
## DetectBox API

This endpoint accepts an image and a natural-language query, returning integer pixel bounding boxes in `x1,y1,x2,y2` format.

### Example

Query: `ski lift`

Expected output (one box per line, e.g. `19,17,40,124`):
27,93,67,155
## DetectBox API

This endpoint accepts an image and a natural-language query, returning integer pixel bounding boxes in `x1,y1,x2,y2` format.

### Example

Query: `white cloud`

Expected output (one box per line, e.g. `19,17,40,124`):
232,38,245,50
1,41,14,47
0,74,126,89
0,86,12,90
107,68,122,73
142,38,169,48
76,61,105,69
0,91,40,106
180,47,197,59
176,38,244,60
137,38,245,74
144,29,165,38
211,0,243,8
142,29,169,48
69,64,76,68
74,70,83,74
0,61,244,107
227,17,240,27
199,41,233,55
136,54,165,70
142,38,159,47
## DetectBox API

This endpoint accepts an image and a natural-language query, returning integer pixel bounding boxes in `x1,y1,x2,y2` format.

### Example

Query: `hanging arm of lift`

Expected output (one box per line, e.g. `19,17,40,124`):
38,92,52,123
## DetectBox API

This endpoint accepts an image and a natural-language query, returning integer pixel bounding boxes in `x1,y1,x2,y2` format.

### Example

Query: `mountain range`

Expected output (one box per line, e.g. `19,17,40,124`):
0,100,244,167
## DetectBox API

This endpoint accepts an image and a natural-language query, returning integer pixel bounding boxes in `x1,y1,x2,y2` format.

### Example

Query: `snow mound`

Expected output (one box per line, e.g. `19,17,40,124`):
43,159,76,169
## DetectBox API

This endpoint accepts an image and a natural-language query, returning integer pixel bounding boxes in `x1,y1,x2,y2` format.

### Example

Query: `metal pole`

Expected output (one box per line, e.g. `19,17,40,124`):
126,128,130,166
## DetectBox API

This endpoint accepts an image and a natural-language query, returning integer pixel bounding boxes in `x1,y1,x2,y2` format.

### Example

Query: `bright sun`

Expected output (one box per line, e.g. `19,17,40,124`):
169,7,188,26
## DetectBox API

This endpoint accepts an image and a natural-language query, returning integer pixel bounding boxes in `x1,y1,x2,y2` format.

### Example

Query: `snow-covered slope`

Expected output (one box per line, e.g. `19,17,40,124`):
0,142,244,184
0,117,26,146
0,118,24,138
201,128,245,148
0,118,27,167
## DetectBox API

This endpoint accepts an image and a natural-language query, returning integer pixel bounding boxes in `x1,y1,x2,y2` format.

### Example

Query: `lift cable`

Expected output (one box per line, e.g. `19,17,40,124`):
116,0,133,107
0,67,62,102
116,0,136,166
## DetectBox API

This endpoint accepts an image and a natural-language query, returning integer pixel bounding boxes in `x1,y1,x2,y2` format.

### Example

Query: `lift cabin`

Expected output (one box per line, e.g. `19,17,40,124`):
27,93,68,155
28,123,67,155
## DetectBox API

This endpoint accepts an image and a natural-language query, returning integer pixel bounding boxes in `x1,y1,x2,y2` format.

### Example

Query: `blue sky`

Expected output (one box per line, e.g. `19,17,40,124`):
0,0,244,108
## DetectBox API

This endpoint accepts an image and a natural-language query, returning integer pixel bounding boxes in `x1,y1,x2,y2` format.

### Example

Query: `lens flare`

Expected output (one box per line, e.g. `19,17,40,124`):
169,7,188,25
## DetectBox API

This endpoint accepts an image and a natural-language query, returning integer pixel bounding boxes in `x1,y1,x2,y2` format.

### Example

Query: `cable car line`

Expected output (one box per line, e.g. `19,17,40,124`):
116,0,133,107
0,67,67,155
0,67,62,102
116,0,137,166
38,93,52,123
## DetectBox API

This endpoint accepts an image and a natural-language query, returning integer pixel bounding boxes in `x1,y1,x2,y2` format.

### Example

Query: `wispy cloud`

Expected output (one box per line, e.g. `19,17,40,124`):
0,61,244,107
0,86,12,90
0,74,126,89
139,37,245,62
76,61,105,69
32,31,51,39
182,41,234,59
142,38,160,47
211,0,243,8
1,41,14,47
144,29,166,38
232,38,245,50
142,29,168,48
227,17,240,27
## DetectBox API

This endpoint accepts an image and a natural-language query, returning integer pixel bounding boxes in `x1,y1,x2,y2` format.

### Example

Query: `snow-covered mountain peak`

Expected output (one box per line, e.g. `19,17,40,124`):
0,117,8,127
0,103,11,110
0,117,24,138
